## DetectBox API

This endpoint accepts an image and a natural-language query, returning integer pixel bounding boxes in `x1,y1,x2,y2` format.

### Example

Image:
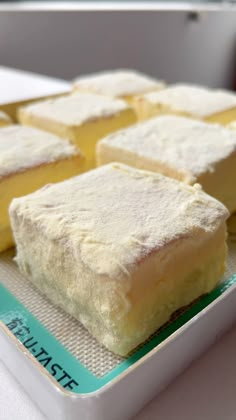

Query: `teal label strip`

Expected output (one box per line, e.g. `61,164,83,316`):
1,275,236,394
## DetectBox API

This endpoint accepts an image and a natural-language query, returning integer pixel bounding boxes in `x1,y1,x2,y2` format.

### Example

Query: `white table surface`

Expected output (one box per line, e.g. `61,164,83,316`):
1,323,236,420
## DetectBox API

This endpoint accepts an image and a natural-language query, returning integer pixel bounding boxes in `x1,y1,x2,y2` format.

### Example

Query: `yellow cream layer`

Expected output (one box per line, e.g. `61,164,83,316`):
125,94,160,121
197,154,236,213
19,94,136,169
0,156,84,252
205,108,236,125
20,109,135,169
0,111,12,127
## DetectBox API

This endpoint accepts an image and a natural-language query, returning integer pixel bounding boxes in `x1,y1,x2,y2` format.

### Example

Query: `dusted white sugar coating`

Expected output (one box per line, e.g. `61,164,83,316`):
21,92,130,126
74,69,165,97
10,163,228,280
99,116,236,182
0,125,80,179
143,84,236,117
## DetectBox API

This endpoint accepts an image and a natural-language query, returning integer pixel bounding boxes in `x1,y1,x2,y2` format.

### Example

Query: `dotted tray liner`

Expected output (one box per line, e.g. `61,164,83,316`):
0,238,235,378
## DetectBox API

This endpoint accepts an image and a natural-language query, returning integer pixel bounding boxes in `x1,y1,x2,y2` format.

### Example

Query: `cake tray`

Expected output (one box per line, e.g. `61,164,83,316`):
0,238,236,420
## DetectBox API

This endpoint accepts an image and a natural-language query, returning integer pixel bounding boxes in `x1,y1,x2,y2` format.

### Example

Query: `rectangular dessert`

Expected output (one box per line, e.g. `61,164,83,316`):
0,125,84,252
135,84,236,123
0,111,12,127
97,115,236,214
73,69,165,119
0,66,70,120
10,163,228,355
18,92,136,168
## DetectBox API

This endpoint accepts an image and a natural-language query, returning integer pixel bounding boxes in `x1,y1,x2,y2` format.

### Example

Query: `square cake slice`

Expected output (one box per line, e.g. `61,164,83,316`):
18,92,136,168
0,125,84,252
0,111,12,127
97,115,236,213
10,163,228,355
135,84,236,123
73,69,165,119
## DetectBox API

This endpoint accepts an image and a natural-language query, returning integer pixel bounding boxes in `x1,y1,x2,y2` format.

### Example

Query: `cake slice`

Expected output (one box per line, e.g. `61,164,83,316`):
0,125,84,252
18,92,136,168
0,66,70,120
97,115,236,213
0,111,12,127
10,163,228,355
73,69,165,119
135,84,236,123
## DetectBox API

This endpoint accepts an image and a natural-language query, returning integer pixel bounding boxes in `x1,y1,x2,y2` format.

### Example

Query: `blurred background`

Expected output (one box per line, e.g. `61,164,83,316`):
0,7,236,89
